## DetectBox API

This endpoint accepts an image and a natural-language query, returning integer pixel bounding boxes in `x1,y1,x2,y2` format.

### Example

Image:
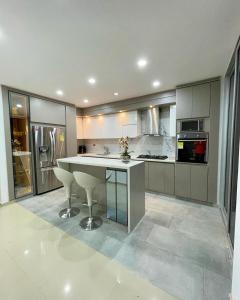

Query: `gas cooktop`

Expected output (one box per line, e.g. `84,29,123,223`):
137,155,168,160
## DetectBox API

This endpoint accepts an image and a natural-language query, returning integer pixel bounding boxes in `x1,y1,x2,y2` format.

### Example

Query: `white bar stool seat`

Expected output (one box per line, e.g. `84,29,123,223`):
53,167,80,219
73,171,103,231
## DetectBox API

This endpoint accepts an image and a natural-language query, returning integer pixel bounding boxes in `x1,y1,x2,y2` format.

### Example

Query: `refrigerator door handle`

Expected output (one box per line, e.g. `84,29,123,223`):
49,131,54,164
52,130,56,165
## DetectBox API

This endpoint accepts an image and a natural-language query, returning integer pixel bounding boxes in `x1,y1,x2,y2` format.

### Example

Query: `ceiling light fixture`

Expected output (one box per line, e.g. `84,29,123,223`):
88,77,96,85
137,58,148,68
56,90,63,96
114,92,119,96
152,80,160,88
83,99,89,103
16,104,23,108
150,105,153,108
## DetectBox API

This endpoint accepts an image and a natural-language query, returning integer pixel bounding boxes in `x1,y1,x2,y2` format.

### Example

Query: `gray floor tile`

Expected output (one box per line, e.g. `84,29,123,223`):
19,189,232,300
147,224,232,279
203,269,231,300
116,237,204,300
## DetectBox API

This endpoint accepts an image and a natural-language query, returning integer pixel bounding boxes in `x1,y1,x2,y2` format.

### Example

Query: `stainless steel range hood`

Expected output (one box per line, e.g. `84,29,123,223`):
141,107,160,135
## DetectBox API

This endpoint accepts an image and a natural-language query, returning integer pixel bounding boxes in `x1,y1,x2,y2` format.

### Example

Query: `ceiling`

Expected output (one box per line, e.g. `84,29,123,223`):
0,0,240,107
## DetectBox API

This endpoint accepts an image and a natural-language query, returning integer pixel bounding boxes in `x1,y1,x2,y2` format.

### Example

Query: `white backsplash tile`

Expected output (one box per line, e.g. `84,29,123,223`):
78,135,176,158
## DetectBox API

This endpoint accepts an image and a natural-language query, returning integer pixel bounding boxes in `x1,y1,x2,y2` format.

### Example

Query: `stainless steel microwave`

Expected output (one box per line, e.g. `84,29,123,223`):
178,119,204,132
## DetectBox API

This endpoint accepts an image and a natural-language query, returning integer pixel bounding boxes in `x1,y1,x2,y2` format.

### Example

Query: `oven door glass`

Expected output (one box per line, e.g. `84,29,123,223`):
177,139,208,163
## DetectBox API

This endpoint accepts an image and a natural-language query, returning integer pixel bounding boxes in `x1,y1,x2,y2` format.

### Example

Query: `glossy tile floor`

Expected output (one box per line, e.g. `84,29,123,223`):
19,189,233,300
0,202,175,300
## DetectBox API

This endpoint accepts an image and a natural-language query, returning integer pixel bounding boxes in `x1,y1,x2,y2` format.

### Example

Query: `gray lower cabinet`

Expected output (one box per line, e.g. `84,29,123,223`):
175,163,208,202
148,162,175,195
145,162,149,189
175,164,191,198
190,165,208,202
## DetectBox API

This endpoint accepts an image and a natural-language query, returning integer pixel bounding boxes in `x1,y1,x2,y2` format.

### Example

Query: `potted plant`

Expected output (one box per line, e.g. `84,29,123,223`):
119,136,133,162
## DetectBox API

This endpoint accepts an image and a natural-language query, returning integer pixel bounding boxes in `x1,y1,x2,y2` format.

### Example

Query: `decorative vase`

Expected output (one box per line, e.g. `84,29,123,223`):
121,154,131,163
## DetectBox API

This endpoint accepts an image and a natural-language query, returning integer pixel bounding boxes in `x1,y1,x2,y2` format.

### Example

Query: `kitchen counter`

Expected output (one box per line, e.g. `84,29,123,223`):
78,153,176,164
57,156,145,233
58,156,143,169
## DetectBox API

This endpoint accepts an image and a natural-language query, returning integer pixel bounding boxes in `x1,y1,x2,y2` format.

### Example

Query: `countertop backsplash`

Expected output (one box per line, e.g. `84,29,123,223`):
78,135,176,159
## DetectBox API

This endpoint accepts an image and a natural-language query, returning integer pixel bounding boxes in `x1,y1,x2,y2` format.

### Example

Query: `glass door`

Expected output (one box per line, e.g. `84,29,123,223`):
106,169,128,226
223,42,240,247
9,92,33,198
229,47,240,246
224,70,235,214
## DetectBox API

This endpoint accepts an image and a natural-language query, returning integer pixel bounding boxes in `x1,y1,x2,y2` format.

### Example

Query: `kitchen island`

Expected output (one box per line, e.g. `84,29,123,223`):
57,156,145,232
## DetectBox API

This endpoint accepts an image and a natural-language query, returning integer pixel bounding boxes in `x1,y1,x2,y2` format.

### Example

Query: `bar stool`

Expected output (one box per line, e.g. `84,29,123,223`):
73,171,103,231
53,167,80,219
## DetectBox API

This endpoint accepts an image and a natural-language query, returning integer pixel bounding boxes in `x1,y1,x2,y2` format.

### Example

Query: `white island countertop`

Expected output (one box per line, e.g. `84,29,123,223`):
78,153,175,163
57,156,144,170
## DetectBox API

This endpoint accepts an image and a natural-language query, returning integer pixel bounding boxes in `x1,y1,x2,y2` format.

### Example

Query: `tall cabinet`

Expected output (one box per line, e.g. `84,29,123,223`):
175,79,220,203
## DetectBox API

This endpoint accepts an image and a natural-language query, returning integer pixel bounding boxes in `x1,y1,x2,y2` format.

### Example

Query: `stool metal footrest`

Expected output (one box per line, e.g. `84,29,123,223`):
80,216,103,231
59,207,80,219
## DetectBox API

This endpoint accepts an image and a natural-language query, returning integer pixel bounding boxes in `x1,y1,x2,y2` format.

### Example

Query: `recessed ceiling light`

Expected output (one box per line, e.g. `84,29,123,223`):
114,92,119,96
98,113,102,116
137,58,148,68
152,80,160,88
16,104,23,108
150,105,153,108
56,90,63,96
88,77,96,85
83,99,89,103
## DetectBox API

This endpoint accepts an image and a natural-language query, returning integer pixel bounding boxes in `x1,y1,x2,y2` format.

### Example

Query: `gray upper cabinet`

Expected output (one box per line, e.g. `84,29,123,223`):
66,106,77,157
148,162,175,195
30,97,66,125
192,83,210,118
190,165,208,202
175,164,191,198
176,87,192,119
176,83,211,119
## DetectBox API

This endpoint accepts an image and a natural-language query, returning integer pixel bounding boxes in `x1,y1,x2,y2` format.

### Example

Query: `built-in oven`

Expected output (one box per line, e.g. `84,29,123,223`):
176,132,208,164
178,119,204,132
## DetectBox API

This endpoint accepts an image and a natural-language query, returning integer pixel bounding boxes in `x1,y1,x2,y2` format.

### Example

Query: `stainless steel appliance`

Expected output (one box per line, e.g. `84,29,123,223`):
141,107,160,135
178,119,204,132
176,132,208,164
32,125,66,194
137,154,168,160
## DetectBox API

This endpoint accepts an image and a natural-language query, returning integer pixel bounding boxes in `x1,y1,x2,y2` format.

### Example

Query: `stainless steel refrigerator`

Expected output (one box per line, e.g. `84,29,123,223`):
32,125,66,194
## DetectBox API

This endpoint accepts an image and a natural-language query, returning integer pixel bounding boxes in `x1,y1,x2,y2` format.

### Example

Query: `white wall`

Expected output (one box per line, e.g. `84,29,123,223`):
232,144,240,299
0,87,10,204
